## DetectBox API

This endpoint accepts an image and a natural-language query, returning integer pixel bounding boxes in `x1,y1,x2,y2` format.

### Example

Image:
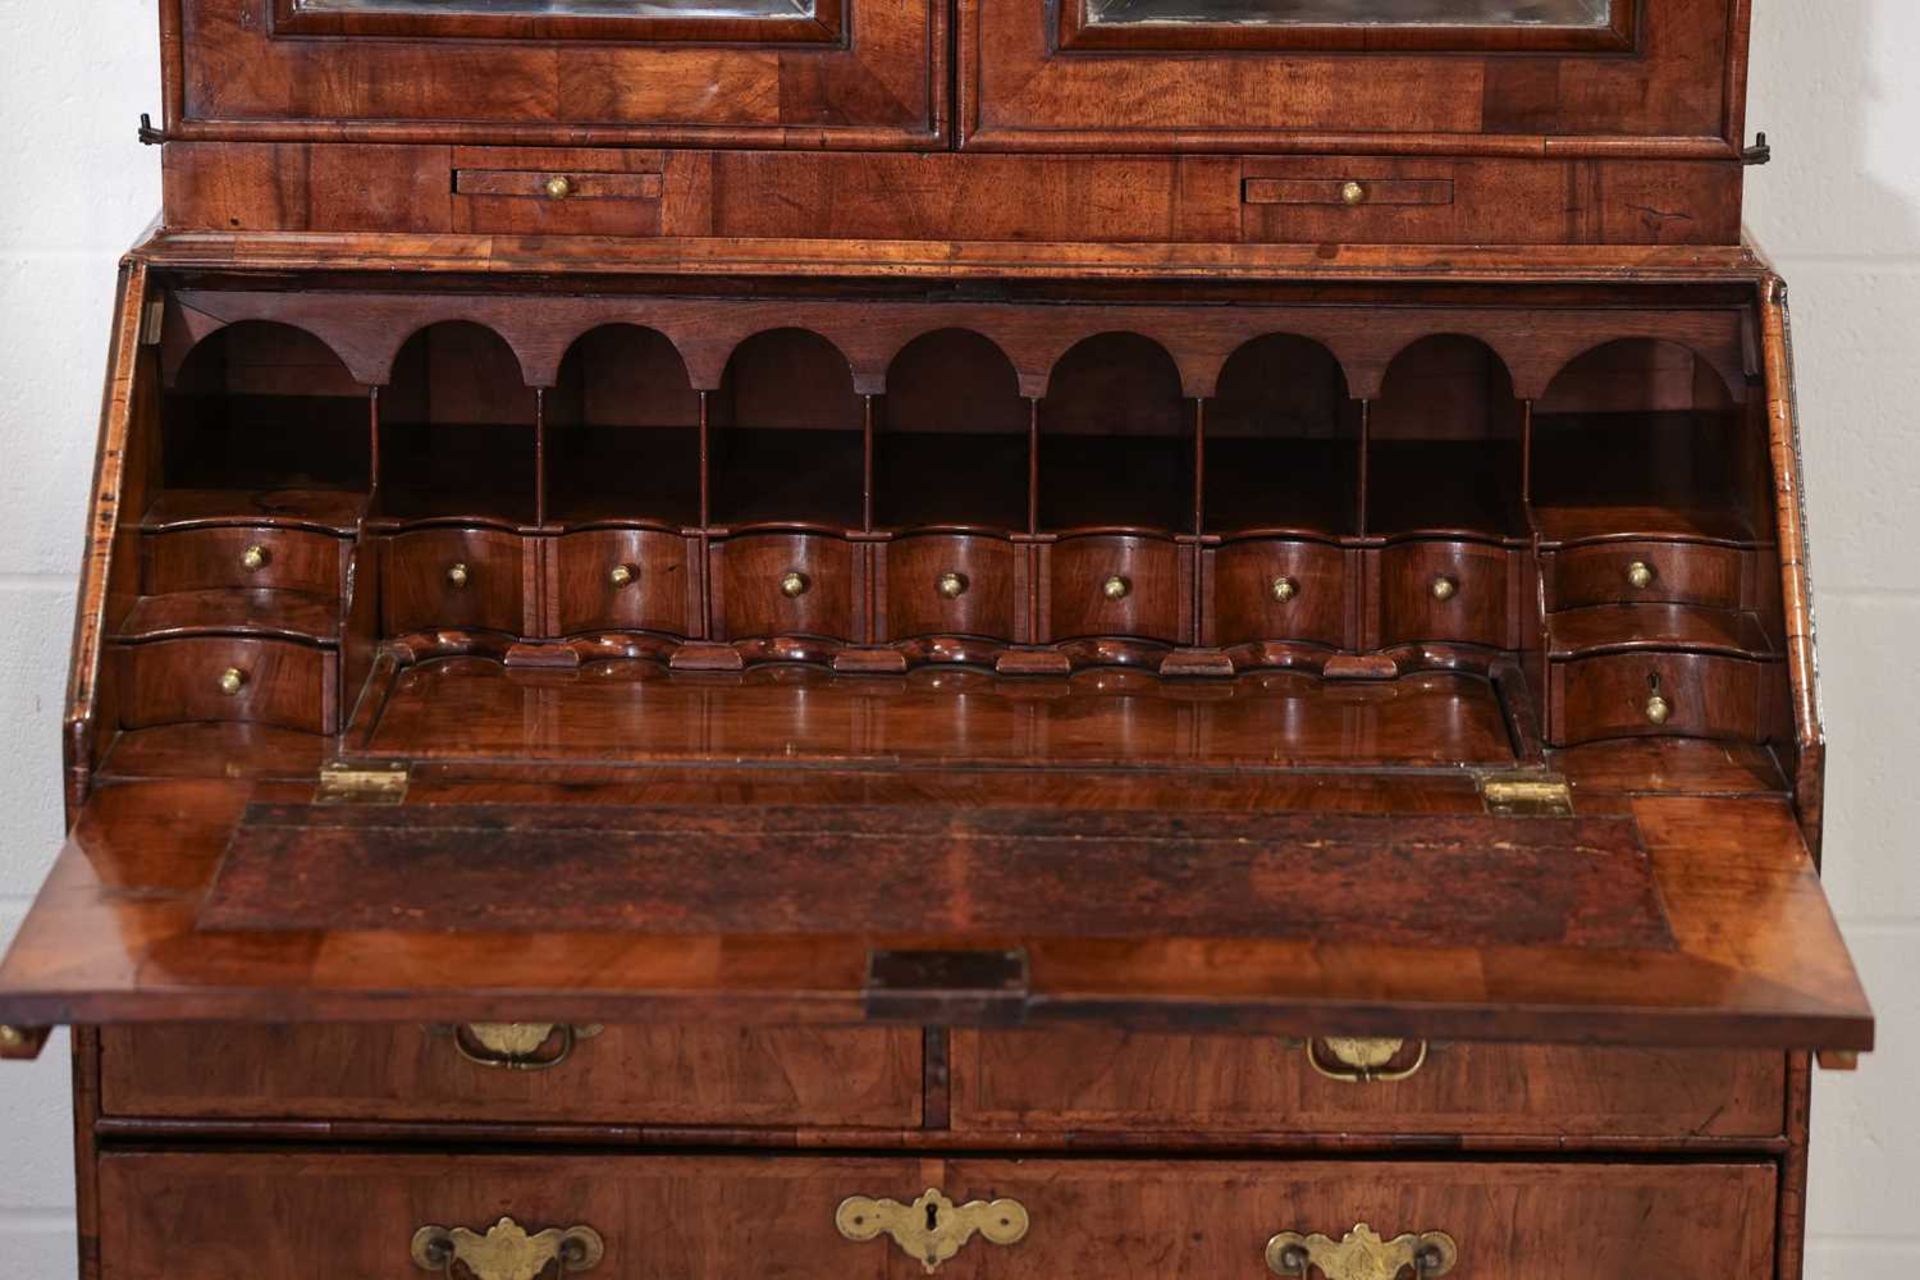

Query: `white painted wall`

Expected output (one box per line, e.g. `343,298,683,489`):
0,2,1913,1274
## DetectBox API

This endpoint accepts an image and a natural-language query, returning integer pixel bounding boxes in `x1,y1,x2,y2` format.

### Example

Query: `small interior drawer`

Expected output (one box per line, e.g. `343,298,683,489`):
713,533,858,642
1044,535,1184,644
880,533,1019,642
1377,540,1514,648
1549,651,1784,745
114,636,330,733
144,526,344,597
452,155,666,236
381,528,528,636
1243,176,1454,207
553,529,696,638
951,1029,1785,1139
98,1151,1776,1280
99,1024,921,1128
1210,539,1348,648
1550,540,1752,610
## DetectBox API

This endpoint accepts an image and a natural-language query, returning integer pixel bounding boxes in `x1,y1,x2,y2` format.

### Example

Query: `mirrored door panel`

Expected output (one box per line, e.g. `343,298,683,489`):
273,0,842,41
1071,0,1632,51
964,0,1734,151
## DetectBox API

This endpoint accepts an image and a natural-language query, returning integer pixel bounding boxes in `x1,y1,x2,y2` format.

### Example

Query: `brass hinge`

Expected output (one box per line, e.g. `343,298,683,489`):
1479,775,1574,817
316,763,410,805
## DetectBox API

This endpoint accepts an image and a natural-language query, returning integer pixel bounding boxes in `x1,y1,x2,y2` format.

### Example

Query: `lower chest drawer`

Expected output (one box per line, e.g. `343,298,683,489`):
98,1152,1776,1280
98,1024,921,1128
951,1030,1785,1139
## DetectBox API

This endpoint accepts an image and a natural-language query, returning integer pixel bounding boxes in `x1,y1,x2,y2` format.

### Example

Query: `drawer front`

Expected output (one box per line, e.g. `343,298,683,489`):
1239,157,1738,246
383,528,527,636
715,533,858,642
554,529,696,637
99,1024,920,1128
144,526,343,597
1047,535,1183,643
952,1030,1784,1138
882,534,1018,642
115,637,329,733
1377,541,1513,648
1550,651,1782,746
454,153,665,237
1211,539,1347,648
1551,540,1750,610
99,1153,1775,1280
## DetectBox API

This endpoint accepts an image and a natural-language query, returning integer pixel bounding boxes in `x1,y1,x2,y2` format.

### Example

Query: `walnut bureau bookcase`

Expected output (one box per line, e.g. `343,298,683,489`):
0,5,1875,1280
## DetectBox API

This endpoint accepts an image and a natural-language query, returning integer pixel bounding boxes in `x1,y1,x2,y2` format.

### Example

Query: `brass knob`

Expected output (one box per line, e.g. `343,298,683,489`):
217,667,247,697
1341,180,1368,206
1626,560,1655,590
447,563,470,589
1102,575,1132,602
609,563,636,589
1430,576,1458,602
544,175,576,200
780,571,810,599
1645,694,1672,726
240,544,270,573
1270,576,1298,604
937,571,969,600
0,1025,26,1050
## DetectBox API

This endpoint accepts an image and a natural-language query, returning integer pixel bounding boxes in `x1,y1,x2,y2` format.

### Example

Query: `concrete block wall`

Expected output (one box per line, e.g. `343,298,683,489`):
0,1,1913,1273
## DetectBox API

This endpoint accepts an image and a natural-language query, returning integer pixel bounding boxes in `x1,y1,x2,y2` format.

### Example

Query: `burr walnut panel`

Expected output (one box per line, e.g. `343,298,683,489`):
952,1029,1785,1138
95,1152,1777,1280
100,1023,922,1128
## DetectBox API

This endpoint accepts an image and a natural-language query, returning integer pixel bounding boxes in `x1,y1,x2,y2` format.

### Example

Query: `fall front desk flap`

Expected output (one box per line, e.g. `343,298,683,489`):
0,764,1873,1059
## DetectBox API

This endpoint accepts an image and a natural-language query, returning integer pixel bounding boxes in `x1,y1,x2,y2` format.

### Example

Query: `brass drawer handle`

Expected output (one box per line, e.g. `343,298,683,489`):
836,1189,1029,1275
1268,1225,1457,1280
413,1218,604,1280
937,571,969,600
1102,574,1132,602
1340,179,1369,206
451,1022,602,1071
217,667,248,697
1429,576,1457,602
1645,673,1672,726
609,563,637,589
447,562,471,589
1270,575,1298,604
1625,560,1656,590
1306,1037,1428,1083
780,570,811,599
240,544,270,572
544,175,576,201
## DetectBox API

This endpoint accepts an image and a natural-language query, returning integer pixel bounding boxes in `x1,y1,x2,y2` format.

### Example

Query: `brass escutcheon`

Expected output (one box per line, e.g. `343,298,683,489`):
1626,560,1655,590
608,563,636,589
1430,576,1458,602
1307,1037,1429,1083
412,1218,603,1280
1102,574,1132,602
780,570,810,599
447,562,470,589
217,667,247,697
240,544,270,572
1270,575,1299,604
452,1023,603,1071
937,571,969,600
544,175,576,201
836,1189,1029,1275
1267,1225,1457,1280
1341,180,1369,206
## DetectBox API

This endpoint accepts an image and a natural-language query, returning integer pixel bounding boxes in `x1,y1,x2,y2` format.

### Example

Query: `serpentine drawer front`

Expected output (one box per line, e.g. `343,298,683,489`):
97,1153,1776,1280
